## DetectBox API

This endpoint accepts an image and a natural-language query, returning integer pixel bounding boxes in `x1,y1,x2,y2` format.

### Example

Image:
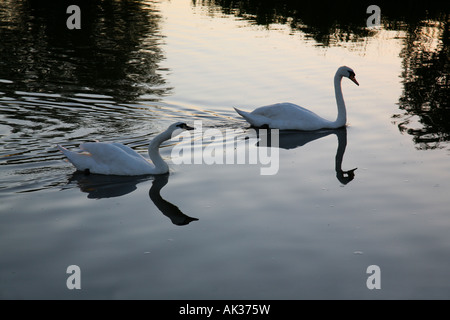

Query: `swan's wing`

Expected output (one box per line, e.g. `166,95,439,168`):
79,142,132,163
108,143,148,161
60,143,156,175
80,142,149,164
251,103,320,119
244,103,332,130
80,142,153,174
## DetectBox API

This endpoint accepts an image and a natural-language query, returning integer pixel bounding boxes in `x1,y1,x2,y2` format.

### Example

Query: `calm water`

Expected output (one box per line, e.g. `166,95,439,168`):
1,0,449,299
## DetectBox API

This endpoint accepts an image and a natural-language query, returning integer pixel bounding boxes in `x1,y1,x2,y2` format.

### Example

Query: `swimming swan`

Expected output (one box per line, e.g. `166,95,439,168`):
58,122,194,176
234,66,359,130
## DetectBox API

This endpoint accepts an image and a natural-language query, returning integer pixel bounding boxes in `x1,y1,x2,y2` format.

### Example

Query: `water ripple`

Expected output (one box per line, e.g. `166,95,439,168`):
0,90,242,193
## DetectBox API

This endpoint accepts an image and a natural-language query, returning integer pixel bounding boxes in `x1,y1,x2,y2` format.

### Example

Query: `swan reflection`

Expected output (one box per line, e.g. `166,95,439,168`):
255,127,357,184
149,173,199,226
66,172,198,225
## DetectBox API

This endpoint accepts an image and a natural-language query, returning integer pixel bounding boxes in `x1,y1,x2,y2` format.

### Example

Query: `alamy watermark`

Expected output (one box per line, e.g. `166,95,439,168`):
66,5,81,30
66,265,81,289
65,5,381,30
366,5,381,28
366,265,381,289
65,263,381,292
170,121,280,175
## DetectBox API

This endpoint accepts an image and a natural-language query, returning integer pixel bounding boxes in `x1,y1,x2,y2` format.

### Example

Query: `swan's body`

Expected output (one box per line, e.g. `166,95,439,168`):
234,66,359,130
58,122,193,176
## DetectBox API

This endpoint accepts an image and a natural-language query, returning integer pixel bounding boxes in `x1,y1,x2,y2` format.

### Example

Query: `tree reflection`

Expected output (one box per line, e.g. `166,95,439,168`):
193,0,376,45
193,0,447,44
393,17,449,149
0,0,170,102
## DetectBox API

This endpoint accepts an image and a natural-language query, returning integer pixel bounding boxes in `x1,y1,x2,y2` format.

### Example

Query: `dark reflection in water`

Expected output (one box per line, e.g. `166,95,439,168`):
66,172,199,226
0,0,170,102
394,19,449,150
149,173,199,226
194,1,447,46
66,171,149,199
255,127,356,185
195,0,450,150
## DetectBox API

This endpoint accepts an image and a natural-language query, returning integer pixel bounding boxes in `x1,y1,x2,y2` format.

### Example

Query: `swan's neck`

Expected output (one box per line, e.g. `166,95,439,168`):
333,73,347,128
148,131,171,173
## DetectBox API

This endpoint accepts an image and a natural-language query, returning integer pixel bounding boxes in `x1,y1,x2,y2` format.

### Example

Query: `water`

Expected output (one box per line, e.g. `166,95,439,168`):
1,0,449,299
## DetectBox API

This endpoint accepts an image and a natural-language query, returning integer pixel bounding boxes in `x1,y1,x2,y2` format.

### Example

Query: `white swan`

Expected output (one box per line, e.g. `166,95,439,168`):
234,66,359,130
58,122,194,176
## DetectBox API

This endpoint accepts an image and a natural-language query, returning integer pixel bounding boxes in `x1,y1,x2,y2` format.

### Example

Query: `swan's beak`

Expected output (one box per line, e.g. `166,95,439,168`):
182,124,195,130
349,75,359,86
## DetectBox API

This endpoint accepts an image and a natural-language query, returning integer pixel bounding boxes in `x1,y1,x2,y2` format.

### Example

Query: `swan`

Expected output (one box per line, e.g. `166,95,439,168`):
57,122,194,176
234,66,359,130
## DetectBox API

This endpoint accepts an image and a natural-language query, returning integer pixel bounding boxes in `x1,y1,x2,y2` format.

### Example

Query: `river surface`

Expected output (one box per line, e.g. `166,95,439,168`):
1,0,449,299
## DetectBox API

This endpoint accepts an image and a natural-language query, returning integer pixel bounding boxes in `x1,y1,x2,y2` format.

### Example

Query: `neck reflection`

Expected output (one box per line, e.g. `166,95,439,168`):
255,127,357,184
149,173,199,226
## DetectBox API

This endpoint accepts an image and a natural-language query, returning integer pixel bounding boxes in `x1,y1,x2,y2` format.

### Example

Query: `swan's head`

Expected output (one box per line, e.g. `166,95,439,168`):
167,122,195,135
338,66,359,86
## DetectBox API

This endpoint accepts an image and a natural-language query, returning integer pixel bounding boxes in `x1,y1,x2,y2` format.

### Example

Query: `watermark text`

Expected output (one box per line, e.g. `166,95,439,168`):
171,121,280,175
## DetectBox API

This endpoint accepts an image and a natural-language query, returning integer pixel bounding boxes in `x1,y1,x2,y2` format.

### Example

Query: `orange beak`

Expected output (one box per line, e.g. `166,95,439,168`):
349,75,359,86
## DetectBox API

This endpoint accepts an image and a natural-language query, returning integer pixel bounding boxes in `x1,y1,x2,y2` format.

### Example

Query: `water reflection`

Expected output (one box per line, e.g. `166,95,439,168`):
194,1,446,46
66,171,148,199
256,127,356,184
149,173,199,226
194,0,378,45
393,18,450,150
0,0,170,102
66,172,198,226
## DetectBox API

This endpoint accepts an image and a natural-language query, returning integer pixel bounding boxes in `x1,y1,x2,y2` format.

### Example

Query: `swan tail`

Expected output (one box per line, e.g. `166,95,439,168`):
57,144,72,158
234,107,268,127
234,107,249,118
234,107,256,123
57,144,95,172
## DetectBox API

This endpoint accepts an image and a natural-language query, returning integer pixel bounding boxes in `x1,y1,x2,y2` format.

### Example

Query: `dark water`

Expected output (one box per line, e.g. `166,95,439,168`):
1,0,450,299
0,0,169,101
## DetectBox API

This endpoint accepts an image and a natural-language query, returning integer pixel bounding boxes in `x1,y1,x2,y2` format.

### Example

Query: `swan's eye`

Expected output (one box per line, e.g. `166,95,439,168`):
348,71,355,78
176,123,185,128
